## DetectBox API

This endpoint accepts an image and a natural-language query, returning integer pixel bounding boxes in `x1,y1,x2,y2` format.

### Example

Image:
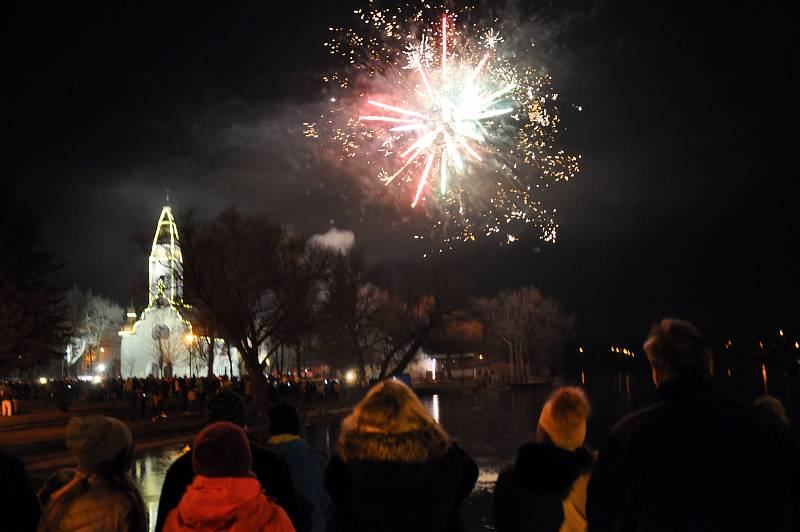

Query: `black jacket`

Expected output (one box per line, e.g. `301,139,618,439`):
586,379,800,532
325,443,478,532
494,443,594,532
0,449,41,532
155,439,306,532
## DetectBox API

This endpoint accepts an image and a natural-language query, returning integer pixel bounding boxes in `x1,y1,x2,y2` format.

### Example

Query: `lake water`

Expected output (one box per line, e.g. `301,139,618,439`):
132,363,798,531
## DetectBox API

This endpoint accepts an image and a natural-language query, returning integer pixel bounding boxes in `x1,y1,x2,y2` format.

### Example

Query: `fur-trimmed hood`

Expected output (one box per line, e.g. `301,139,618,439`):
337,426,449,463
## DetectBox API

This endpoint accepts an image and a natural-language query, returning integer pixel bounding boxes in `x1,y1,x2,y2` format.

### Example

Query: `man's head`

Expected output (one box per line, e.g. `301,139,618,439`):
268,402,301,436
206,390,248,427
644,318,712,386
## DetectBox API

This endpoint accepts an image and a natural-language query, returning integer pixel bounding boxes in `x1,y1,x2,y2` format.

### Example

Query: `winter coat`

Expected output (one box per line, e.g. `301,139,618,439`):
0,449,41,532
156,438,302,532
586,378,800,532
493,443,594,532
163,475,295,532
37,469,146,532
268,435,330,532
325,434,478,532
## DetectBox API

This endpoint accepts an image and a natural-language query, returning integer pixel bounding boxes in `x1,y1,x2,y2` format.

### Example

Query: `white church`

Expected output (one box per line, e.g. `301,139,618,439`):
119,204,242,378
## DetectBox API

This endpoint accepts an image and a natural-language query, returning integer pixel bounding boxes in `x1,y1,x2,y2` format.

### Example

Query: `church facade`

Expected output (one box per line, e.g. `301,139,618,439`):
119,205,241,378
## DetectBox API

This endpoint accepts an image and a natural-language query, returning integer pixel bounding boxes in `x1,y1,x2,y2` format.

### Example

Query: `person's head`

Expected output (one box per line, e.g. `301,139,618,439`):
206,390,248,427
65,416,134,475
537,387,590,451
753,395,791,430
268,402,301,436
643,318,712,386
192,421,253,478
338,379,449,462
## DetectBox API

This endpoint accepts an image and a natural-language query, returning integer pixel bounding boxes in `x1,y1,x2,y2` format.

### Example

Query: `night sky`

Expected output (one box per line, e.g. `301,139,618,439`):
7,1,798,346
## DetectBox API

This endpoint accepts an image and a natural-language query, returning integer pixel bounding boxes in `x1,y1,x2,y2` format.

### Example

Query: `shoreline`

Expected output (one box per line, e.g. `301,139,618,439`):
1,396,361,485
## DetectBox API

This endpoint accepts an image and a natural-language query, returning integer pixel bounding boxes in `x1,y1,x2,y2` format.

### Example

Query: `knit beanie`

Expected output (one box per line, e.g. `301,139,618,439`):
192,421,252,477
268,403,301,436
65,416,133,473
206,391,248,426
537,387,590,451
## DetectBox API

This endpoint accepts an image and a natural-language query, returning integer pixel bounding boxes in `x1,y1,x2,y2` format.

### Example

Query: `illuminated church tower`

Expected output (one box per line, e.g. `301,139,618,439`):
148,205,183,306
119,202,241,378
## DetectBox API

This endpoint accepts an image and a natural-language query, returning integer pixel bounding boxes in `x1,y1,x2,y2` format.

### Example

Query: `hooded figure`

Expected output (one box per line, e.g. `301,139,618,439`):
494,386,595,532
155,391,301,532
163,421,295,532
325,379,478,532
38,415,146,532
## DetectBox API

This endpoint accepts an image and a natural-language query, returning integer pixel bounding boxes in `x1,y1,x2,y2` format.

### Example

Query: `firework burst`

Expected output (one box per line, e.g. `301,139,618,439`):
305,1,580,249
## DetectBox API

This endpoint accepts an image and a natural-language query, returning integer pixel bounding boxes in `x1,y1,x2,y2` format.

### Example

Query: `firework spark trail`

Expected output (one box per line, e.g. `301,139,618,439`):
308,1,581,249
412,151,437,208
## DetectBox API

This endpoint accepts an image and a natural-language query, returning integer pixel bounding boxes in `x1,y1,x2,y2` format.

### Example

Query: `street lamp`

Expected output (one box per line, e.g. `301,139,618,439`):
184,333,196,377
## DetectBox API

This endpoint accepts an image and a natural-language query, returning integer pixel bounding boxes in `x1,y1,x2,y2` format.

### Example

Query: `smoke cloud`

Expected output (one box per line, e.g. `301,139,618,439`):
308,227,355,254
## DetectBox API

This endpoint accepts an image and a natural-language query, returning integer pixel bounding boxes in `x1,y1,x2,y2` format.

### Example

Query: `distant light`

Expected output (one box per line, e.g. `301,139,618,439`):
127,312,137,318
478,354,483,360
779,329,784,337
96,363,106,373
92,375,102,384
99,347,105,353
184,333,195,344
345,370,356,383
795,341,799,349
578,347,584,354
39,377,48,385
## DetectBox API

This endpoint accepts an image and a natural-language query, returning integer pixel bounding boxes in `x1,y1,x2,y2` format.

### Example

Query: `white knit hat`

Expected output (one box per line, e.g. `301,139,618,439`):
537,387,590,451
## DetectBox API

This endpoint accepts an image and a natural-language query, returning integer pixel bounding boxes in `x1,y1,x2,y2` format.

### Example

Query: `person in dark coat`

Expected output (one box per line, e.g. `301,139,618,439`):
587,319,800,532
162,422,294,532
0,448,41,532
267,403,330,532
494,386,595,532
325,379,478,532
155,391,304,532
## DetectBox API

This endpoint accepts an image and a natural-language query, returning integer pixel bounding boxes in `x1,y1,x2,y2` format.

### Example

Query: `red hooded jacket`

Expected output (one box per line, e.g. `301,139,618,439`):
163,476,295,532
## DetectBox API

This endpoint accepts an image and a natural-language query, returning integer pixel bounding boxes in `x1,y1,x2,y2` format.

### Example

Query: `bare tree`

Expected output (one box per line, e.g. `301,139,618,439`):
373,268,466,380
475,286,572,382
181,208,330,419
122,353,139,378
149,318,188,377
316,251,387,384
64,286,123,373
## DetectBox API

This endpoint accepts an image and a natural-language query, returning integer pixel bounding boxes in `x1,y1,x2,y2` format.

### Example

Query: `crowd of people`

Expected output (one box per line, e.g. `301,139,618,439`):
0,373,345,419
1,318,798,531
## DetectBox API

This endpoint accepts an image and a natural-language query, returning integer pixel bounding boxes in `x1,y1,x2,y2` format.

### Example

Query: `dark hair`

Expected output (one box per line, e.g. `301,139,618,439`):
643,318,712,382
268,402,301,435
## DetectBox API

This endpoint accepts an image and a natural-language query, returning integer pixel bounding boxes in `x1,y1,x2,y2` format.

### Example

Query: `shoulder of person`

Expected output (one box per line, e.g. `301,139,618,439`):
609,401,668,449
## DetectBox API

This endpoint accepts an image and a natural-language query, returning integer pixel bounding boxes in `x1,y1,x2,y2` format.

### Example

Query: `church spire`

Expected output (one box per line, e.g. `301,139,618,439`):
148,204,183,306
